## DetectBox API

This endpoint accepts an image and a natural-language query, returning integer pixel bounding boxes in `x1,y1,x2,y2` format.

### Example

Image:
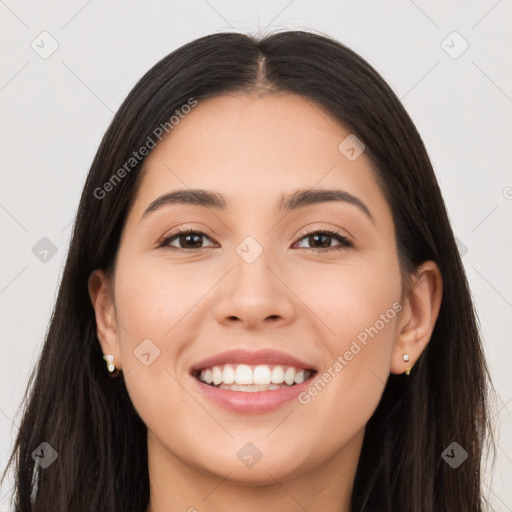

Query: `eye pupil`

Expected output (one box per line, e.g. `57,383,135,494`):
309,233,331,248
180,233,203,248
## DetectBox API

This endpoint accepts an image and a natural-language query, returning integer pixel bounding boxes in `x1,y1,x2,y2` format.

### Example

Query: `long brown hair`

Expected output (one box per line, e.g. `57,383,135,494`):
2,29,495,511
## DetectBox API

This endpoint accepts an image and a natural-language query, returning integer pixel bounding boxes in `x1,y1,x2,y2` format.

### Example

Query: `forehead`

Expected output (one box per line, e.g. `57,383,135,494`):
130,93,389,219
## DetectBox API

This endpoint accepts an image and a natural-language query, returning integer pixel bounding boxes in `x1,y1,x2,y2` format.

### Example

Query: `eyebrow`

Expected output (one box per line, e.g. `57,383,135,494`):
139,188,374,223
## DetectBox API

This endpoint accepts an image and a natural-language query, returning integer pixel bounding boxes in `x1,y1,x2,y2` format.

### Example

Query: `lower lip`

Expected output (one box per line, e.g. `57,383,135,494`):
190,373,315,414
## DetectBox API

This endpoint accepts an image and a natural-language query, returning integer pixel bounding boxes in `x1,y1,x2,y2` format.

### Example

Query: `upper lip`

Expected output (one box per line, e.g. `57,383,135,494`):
190,349,317,374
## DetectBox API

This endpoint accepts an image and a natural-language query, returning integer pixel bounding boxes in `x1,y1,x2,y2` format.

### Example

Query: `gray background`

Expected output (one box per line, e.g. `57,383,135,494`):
1,0,511,509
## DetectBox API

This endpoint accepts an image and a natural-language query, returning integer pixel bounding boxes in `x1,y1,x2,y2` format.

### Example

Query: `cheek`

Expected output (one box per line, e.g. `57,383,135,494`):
111,259,201,420
114,257,204,342
293,262,401,431
294,259,401,357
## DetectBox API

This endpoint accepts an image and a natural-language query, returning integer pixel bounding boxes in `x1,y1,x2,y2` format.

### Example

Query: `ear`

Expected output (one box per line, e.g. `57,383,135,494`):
390,260,443,375
88,269,122,370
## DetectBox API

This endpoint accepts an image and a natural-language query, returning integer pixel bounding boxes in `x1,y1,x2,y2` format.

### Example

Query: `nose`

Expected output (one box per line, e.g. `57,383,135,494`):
213,247,296,330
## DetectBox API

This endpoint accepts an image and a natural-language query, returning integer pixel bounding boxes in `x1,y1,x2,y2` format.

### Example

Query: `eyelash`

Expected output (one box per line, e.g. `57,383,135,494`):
157,227,353,252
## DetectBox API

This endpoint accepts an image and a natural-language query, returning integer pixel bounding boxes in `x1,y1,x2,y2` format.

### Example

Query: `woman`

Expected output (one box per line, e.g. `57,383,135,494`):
1,29,495,511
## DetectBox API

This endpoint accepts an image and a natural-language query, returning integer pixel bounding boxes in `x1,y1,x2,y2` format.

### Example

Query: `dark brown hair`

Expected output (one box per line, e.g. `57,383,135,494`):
2,29,495,511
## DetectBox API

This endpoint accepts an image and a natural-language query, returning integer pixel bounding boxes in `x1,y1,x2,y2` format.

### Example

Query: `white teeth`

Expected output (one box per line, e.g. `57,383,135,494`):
253,365,271,385
271,366,285,384
222,364,235,384
284,367,295,385
294,370,305,384
235,364,253,384
218,383,290,392
197,363,314,388
212,366,223,385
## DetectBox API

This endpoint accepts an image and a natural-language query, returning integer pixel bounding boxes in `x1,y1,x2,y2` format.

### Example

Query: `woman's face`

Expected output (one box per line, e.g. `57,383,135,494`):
95,93,408,484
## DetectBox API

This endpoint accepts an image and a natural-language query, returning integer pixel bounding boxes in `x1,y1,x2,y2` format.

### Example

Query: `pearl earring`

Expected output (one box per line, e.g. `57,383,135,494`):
103,354,115,372
402,354,411,375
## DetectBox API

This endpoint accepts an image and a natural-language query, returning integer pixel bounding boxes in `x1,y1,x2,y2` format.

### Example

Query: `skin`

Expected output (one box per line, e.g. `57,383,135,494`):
88,93,442,512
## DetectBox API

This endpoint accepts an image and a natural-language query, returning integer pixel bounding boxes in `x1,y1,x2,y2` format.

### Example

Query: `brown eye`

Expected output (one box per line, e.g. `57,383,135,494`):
293,230,353,251
159,229,216,250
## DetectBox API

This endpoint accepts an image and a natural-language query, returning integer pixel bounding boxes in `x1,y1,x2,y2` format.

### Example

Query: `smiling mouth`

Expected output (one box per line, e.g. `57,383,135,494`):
192,363,317,392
